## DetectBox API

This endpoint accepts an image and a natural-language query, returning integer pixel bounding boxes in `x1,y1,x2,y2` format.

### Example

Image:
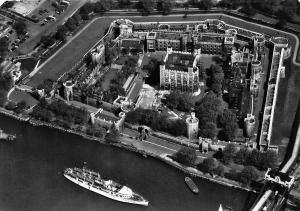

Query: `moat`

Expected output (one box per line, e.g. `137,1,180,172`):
0,114,256,211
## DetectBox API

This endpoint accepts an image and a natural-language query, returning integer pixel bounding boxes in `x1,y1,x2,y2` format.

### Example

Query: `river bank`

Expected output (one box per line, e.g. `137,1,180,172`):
23,114,258,193
0,106,258,193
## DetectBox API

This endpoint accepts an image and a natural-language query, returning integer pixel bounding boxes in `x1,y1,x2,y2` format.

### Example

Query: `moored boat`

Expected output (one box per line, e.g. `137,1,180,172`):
185,176,199,193
0,129,16,141
64,167,149,206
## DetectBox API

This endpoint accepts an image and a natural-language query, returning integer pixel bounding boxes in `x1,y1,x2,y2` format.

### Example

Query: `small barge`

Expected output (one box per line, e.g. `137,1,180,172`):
0,129,16,141
185,177,199,193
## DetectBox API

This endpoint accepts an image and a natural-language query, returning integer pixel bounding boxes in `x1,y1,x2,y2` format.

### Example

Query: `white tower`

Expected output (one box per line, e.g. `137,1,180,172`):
186,112,199,140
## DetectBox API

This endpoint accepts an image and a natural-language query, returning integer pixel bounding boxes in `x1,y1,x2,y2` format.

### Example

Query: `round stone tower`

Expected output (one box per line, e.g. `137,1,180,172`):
186,112,199,140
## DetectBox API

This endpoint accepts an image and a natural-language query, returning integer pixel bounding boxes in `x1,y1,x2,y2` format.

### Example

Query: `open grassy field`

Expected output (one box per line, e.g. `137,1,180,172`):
271,59,300,158
101,68,118,91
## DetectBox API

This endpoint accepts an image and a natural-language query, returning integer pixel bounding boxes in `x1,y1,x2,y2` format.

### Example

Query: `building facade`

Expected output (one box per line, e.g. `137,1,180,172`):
159,47,201,93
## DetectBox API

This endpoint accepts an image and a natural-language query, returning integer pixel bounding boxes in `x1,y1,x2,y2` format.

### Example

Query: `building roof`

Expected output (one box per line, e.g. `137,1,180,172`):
126,76,143,102
121,39,142,49
197,35,223,43
267,169,292,183
157,32,181,40
165,53,195,72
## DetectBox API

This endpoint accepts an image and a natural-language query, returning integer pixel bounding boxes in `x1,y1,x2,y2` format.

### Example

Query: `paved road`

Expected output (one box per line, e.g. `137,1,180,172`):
120,132,207,161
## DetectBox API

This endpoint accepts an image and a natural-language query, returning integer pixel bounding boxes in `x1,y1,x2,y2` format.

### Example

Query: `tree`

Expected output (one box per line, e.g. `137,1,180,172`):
94,0,111,12
195,91,223,126
55,25,68,41
221,143,237,164
165,91,179,110
177,93,193,112
210,64,224,95
5,101,17,110
198,0,213,10
1,1,14,9
201,157,219,173
137,0,154,15
117,0,131,8
167,119,186,137
0,90,7,107
106,125,120,143
260,150,278,169
40,35,56,48
247,149,262,167
275,19,287,30
72,13,82,25
14,100,27,113
235,148,250,165
0,73,13,91
165,91,193,112
65,17,77,31
214,164,225,177
219,109,238,141
144,58,161,85
0,37,9,59
199,122,218,139
157,0,174,15
94,127,107,139
80,2,95,15
121,47,129,55
239,2,256,16
239,166,259,185
174,147,197,166
12,21,27,35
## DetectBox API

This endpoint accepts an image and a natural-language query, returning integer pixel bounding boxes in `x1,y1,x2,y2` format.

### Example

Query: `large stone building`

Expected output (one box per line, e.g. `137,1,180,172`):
159,47,201,93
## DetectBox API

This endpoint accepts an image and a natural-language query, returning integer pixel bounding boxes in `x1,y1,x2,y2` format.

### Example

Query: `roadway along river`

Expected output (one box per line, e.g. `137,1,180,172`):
0,114,256,211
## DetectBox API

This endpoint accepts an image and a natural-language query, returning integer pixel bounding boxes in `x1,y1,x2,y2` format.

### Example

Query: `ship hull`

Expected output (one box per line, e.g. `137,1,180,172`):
64,174,148,206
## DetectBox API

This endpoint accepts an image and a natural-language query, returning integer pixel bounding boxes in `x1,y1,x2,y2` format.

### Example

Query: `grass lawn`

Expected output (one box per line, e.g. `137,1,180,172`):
271,59,300,160
101,68,118,91
8,90,39,107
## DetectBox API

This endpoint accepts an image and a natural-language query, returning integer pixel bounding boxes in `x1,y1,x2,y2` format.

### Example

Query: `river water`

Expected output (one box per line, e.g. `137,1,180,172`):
0,115,255,211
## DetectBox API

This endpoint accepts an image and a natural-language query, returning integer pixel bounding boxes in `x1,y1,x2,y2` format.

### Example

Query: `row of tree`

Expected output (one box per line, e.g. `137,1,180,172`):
32,100,89,126
173,147,261,186
125,108,187,137
216,144,277,170
40,2,92,48
5,100,28,114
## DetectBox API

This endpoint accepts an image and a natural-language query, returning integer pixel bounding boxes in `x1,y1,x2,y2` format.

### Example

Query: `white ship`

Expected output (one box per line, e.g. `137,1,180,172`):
64,167,149,206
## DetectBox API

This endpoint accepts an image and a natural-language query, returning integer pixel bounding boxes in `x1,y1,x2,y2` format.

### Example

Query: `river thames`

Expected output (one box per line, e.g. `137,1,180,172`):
0,115,255,211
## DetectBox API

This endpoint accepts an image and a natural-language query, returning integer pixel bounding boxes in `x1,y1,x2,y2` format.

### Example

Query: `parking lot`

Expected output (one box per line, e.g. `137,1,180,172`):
16,0,87,54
